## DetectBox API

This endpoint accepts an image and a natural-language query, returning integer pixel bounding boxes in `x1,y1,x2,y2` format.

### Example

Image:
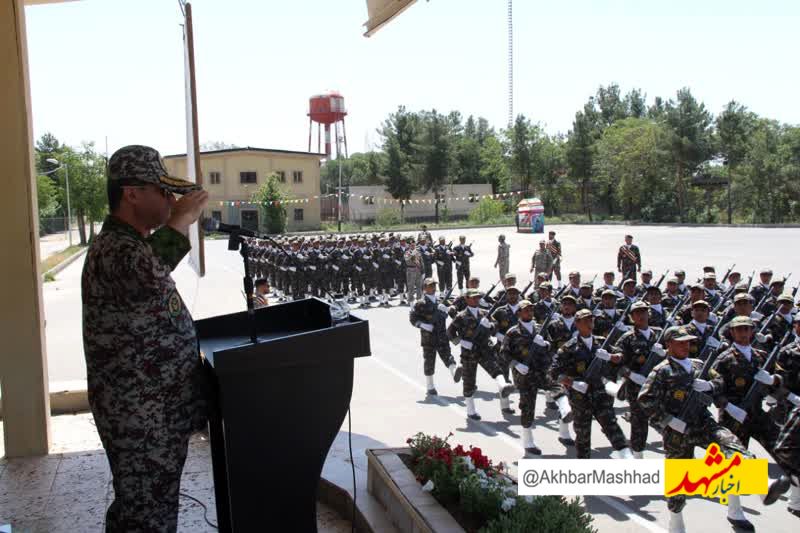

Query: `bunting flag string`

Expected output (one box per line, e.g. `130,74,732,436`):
218,190,526,208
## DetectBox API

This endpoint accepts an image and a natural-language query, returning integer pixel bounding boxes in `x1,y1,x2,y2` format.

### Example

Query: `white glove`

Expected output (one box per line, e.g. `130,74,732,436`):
708,313,718,323
571,381,589,394
725,402,748,423
332,265,339,271
755,333,769,344
692,379,713,392
515,362,530,375
593,309,603,317
436,261,444,266
382,254,390,260
651,343,666,357
552,312,562,321
479,298,489,307
342,254,349,259
355,266,362,272
288,266,297,272
754,369,775,385
394,259,402,265
667,416,687,434
534,334,548,347
480,317,492,329
705,337,721,350
460,339,474,350
595,349,611,361
455,261,462,267
308,265,316,271
751,311,764,321
437,304,449,314
496,332,506,342
788,392,800,407
372,262,379,269
418,322,434,332
615,320,631,332
629,372,646,386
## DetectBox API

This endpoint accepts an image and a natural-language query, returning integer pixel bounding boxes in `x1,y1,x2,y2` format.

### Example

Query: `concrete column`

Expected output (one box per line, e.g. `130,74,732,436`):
0,0,52,456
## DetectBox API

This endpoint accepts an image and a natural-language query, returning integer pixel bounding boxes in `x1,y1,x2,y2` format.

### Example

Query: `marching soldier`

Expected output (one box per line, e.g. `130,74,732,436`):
561,271,582,300
677,284,706,325
771,319,800,428
434,236,454,294
490,285,523,414
447,289,514,421
635,269,654,296
750,268,773,304
619,278,638,309
409,278,463,395
595,271,620,299
593,290,620,338
449,276,481,318
683,300,717,359
662,278,683,311
766,405,800,518
546,230,563,288
494,234,510,279
419,237,434,279
703,272,722,309
617,234,641,281
500,299,552,455
637,326,754,533
494,272,517,305
646,286,668,328
417,224,432,244
611,301,663,458
550,309,634,459
533,282,560,323
576,282,595,311
530,240,554,287
453,235,473,294
760,278,787,316
674,269,688,296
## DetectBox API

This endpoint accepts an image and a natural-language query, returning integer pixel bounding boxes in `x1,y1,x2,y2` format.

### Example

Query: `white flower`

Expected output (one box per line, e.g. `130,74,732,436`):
422,480,434,492
501,497,517,512
505,485,517,496
476,468,486,478
462,456,475,470
524,495,534,504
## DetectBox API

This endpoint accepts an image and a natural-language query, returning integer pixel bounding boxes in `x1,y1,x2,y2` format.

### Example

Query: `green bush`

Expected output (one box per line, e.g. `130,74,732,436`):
375,207,402,227
482,495,596,533
468,198,506,225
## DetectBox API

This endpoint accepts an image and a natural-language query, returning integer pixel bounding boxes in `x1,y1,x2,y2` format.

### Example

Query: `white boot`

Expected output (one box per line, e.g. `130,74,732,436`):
558,421,575,446
425,375,436,395
617,447,634,459
632,451,644,459
521,426,541,455
465,396,480,420
556,395,573,422
788,482,800,513
500,395,514,414
496,375,513,398
668,510,686,533
726,494,752,529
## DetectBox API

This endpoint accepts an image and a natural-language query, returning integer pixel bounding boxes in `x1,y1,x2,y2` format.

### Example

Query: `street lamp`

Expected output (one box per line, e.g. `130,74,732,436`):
45,158,72,246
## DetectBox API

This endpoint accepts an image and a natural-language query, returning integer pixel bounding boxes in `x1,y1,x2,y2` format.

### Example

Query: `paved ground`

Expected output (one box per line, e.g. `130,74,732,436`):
36,223,800,532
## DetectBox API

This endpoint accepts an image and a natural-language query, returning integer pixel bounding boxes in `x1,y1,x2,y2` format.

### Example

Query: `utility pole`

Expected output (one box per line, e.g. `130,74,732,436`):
507,0,513,128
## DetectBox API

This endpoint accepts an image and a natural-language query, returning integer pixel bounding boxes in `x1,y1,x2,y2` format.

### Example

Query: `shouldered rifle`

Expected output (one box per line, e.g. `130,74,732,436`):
519,280,535,299
654,269,669,290
538,303,560,342
754,272,790,313
792,281,800,300
585,294,644,381
480,280,500,308
739,330,793,412
745,270,755,291
665,294,688,327
617,269,635,291
439,285,456,305
679,349,723,423
721,263,736,285
633,325,674,383
694,313,727,361
554,284,570,300
465,293,507,346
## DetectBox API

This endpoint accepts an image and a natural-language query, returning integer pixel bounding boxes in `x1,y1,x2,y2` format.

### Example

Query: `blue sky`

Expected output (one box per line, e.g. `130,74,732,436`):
25,0,800,158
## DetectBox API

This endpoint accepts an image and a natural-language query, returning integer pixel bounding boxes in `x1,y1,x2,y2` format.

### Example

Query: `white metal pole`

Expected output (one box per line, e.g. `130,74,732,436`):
336,122,342,232
65,163,72,247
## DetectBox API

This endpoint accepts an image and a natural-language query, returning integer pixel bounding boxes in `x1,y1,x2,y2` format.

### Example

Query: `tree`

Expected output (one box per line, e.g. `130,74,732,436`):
419,110,452,223
663,88,714,221
385,138,413,221
36,174,60,233
507,115,539,194
51,143,106,244
479,135,508,193
566,108,599,221
716,101,755,222
251,173,288,234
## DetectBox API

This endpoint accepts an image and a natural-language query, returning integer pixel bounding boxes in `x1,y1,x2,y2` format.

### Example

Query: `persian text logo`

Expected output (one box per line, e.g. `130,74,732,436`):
664,444,768,504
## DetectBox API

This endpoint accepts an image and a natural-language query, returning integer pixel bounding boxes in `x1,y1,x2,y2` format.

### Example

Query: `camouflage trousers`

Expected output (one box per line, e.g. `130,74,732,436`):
513,369,540,428
406,269,422,301
498,261,509,280
437,264,452,292
662,416,751,512
773,405,800,480
460,347,501,397
101,425,192,533
551,260,562,281
456,264,470,290
720,408,781,451
625,382,649,453
568,388,628,459
422,343,455,376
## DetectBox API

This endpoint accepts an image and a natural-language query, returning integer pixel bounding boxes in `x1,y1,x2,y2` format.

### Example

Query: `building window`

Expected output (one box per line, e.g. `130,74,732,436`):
240,171,257,184
211,210,222,221
292,170,303,183
468,193,478,203
294,208,304,221
362,196,375,205
276,171,286,183
209,171,221,184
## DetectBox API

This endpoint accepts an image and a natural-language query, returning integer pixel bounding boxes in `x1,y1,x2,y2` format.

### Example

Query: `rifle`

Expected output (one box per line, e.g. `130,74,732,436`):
739,330,793,412
466,293,509,346
664,294,687,327
745,270,755,292
479,280,501,308
755,273,791,312
694,313,727,361
439,285,456,305
721,263,736,285
519,280,535,300
617,269,634,291
554,283,571,300
679,349,724,423
584,295,643,382
792,281,800,300
653,269,669,290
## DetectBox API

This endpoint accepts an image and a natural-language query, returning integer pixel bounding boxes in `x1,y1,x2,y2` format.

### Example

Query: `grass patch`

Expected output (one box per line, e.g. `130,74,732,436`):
41,245,85,274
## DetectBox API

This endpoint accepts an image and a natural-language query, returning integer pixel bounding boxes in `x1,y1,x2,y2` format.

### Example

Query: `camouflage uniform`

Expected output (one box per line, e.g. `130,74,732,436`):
774,336,800,426
638,356,751,513
496,241,510,279
616,243,641,280
453,242,473,290
501,321,550,428
612,327,662,452
404,247,423,302
491,302,520,381
531,249,554,287
550,335,629,458
447,307,499,398
409,295,456,376
773,406,800,483
83,216,206,533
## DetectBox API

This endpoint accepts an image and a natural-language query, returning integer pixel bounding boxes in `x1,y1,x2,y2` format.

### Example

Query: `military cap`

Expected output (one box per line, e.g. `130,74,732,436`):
423,277,437,286
625,234,633,239
641,269,653,276
498,234,506,240
729,316,755,328
108,145,202,194
760,268,773,275
439,236,446,241
770,279,785,286
667,277,679,284
466,288,483,298
506,285,521,293
468,276,480,283
561,294,577,304
537,272,549,280
580,282,593,289
604,270,615,276
690,283,705,291
459,235,466,240
703,266,716,272
734,293,754,304
504,273,517,281
622,279,636,287
420,224,428,229
539,239,546,245
602,289,618,298
575,309,593,320
674,269,686,276
777,294,795,304
734,282,749,292
703,273,717,280
691,300,710,309
388,232,394,237
538,281,553,290
663,326,697,343
569,271,580,278
549,230,556,235
518,299,534,310
407,236,415,242
645,285,662,293
630,301,650,313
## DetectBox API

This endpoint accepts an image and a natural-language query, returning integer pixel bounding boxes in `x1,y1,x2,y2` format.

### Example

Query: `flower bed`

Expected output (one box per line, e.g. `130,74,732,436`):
402,432,596,533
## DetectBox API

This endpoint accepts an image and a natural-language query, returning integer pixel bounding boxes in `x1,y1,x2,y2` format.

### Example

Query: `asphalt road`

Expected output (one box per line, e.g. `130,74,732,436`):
41,223,800,532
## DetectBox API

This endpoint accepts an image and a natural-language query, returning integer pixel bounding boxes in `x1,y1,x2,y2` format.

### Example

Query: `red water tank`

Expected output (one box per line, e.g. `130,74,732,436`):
308,92,348,158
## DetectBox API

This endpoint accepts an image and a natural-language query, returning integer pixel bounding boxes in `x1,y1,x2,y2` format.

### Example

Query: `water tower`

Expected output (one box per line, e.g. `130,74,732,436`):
308,92,348,158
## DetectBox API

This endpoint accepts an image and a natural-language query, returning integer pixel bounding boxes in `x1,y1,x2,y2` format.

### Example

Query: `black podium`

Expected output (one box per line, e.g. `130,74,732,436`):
195,298,371,532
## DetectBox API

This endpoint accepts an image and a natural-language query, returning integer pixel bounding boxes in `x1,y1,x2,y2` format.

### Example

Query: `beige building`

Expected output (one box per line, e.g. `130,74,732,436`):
163,147,325,232
347,183,493,222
